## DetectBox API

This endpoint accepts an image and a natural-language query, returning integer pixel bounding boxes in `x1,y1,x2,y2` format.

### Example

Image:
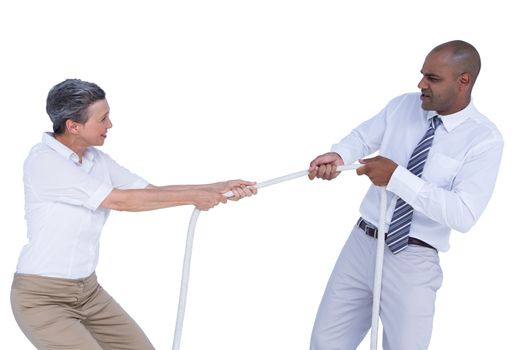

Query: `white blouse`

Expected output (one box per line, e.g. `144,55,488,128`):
16,133,149,278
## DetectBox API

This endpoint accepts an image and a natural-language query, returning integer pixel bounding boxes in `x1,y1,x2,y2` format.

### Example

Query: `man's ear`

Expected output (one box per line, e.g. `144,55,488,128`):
459,72,471,86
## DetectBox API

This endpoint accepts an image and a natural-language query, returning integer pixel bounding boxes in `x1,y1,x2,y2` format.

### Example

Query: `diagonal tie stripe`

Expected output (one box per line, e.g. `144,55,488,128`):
386,116,441,254
408,140,433,168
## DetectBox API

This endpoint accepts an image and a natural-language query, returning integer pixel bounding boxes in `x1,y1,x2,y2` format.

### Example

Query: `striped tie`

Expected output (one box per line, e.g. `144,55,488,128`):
386,116,441,254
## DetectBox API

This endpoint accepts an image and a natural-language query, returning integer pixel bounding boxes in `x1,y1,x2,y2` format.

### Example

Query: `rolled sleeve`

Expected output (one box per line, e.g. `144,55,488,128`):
84,183,114,211
128,178,149,190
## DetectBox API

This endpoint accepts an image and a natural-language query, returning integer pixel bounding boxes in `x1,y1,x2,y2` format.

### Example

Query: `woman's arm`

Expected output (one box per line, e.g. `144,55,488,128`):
100,187,223,211
147,180,255,194
100,180,256,212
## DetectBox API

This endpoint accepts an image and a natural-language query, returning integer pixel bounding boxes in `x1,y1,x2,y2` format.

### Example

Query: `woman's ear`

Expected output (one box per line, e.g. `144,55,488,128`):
65,119,80,134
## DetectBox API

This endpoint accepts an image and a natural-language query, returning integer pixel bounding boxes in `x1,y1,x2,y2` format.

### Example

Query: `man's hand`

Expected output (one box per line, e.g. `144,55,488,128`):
356,156,398,186
308,152,344,180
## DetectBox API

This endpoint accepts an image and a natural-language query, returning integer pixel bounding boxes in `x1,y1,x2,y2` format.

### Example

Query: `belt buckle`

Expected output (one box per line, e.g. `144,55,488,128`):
365,225,378,239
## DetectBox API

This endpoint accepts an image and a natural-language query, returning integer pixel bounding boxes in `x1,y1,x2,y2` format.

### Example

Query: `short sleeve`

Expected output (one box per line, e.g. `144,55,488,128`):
24,151,113,211
97,152,149,190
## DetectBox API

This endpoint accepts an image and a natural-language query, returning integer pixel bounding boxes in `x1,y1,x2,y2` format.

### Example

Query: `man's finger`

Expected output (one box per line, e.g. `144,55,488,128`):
356,164,367,176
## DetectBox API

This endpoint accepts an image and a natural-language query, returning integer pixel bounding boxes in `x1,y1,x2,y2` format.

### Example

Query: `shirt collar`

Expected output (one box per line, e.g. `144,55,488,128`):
425,100,475,133
42,132,95,164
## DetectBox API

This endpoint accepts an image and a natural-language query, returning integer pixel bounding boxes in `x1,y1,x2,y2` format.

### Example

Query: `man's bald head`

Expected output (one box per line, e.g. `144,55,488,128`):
430,40,481,85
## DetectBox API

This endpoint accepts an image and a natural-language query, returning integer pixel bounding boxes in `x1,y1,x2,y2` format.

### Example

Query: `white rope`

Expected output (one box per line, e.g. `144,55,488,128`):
172,208,200,350
371,186,387,350
172,164,387,350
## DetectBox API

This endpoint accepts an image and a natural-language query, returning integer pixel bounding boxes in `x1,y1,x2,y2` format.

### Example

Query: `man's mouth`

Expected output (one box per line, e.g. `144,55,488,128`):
420,92,431,100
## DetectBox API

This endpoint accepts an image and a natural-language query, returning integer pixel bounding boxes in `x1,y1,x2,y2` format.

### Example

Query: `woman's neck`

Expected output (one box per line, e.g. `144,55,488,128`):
54,133,87,162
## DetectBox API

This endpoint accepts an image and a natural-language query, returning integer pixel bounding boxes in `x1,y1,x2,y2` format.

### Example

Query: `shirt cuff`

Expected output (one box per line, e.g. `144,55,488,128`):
386,166,425,205
330,144,353,165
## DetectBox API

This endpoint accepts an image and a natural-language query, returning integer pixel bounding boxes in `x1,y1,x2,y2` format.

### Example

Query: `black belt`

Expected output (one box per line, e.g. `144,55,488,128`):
357,217,436,251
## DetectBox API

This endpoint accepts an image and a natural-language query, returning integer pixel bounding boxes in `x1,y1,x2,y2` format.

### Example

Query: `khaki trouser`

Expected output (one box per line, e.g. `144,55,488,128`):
11,272,155,350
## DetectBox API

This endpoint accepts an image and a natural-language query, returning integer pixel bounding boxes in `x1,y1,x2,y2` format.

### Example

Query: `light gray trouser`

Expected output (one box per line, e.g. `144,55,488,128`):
310,225,443,350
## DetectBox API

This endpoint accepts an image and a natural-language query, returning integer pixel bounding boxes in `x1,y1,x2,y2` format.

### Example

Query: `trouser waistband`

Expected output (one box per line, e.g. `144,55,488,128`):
357,217,436,250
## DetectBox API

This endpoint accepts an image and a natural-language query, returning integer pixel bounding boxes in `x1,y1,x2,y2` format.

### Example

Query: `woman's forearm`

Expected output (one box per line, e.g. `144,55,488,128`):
102,180,255,212
148,182,229,193
101,188,205,212
147,184,210,191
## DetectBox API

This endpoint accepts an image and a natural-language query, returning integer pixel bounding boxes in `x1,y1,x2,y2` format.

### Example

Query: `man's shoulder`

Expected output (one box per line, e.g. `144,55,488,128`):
467,105,504,144
475,120,504,147
383,92,425,119
387,92,421,106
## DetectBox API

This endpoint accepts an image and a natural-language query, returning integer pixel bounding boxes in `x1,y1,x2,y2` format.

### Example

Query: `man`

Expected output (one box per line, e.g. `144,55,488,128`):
307,40,503,349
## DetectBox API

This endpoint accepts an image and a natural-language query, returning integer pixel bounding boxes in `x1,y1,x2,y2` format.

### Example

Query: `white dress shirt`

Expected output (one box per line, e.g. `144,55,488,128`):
16,133,149,278
331,93,504,251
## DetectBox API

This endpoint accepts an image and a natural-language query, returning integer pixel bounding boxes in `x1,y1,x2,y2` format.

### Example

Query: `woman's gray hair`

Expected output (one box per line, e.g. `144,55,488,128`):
46,79,106,134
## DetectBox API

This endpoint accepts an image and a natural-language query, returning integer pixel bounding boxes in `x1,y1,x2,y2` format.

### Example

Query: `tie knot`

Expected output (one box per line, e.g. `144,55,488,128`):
431,116,441,129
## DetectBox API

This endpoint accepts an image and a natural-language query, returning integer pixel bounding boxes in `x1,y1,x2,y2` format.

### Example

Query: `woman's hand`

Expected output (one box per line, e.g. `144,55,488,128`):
192,189,228,211
209,180,257,201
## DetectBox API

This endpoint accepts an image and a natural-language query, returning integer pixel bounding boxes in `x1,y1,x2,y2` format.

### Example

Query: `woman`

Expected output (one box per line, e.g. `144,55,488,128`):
11,79,256,349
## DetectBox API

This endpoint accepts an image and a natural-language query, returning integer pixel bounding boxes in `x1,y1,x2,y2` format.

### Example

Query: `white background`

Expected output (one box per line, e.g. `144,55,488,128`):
1,1,523,349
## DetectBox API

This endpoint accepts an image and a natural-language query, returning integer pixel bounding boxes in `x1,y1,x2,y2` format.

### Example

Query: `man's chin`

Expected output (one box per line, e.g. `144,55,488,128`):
421,102,432,111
